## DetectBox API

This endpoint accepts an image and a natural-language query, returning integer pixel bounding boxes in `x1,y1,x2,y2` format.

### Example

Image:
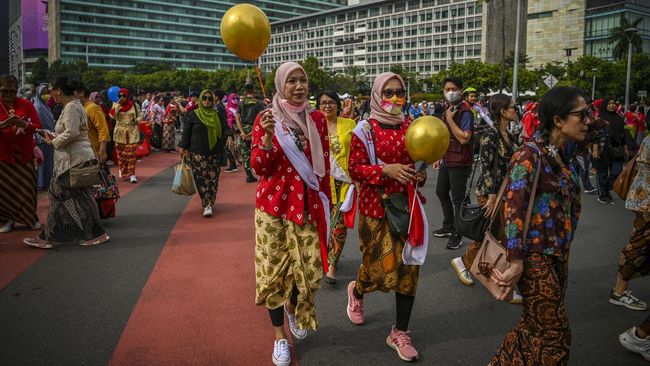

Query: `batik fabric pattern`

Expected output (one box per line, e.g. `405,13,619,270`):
617,211,650,282
187,152,220,209
115,142,137,177
254,209,322,330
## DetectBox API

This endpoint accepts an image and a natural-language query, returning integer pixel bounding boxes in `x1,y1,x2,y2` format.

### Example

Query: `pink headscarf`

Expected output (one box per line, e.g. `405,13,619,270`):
369,72,407,126
89,92,99,103
272,62,325,178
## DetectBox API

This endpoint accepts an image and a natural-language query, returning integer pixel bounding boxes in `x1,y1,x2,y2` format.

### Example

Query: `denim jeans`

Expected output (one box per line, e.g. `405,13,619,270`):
596,159,624,197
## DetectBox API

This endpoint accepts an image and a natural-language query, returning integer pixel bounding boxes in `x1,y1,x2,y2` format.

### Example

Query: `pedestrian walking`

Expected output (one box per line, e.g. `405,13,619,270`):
251,62,331,366
0,74,42,234
34,84,55,191
346,72,428,362
593,98,628,204
619,314,650,361
609,134,650,312
236,83,263,183
78,86,109,164
316,90,356,285
23,77,108,248
178,90,233,217
223,92,240,172
433,76,474,250
450,93,522,304
489,86,600,365
161,96,176,152
110,88,141,183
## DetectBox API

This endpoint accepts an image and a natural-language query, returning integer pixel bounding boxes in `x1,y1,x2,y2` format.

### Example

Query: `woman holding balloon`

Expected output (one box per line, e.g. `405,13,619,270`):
346,72,429,362
251,62,330,366
109,88,141,183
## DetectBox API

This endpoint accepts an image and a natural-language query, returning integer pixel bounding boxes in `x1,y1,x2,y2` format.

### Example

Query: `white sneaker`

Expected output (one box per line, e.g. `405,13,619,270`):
451,257,474,286
285,306,307,340
272,339,291,366
203,206,213,217
620,327,650,361
0,221,14,233
129,175,138,183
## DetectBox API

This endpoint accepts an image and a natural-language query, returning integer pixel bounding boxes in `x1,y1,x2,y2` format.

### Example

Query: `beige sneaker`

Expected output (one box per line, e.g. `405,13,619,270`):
451,257,474,286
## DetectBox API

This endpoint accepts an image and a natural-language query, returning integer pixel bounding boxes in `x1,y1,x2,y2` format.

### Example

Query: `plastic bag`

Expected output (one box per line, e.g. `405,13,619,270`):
172,159,196,196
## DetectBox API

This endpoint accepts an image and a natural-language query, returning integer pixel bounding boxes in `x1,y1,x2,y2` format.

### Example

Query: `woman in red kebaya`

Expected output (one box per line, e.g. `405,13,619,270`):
346,72,428,362
0,74,42,233
251,62,330,366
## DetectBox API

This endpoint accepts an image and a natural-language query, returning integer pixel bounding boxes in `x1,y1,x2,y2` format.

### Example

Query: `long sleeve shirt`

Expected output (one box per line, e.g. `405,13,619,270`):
250,110,331,226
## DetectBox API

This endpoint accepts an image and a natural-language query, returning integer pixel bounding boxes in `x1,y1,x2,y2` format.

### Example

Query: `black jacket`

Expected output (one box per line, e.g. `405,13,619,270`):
179,110,232,155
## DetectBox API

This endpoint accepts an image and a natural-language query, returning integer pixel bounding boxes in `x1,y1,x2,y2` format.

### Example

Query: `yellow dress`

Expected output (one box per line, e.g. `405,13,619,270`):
329,117,356,204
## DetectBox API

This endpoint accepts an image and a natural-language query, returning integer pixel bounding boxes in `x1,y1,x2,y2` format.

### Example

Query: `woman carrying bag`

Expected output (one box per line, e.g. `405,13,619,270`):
178,90,233,217
24,77,108,249
488,87,605,365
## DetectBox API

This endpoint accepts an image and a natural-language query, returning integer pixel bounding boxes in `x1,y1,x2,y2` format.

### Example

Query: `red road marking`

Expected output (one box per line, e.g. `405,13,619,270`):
0,152,180,289
110,170,301,366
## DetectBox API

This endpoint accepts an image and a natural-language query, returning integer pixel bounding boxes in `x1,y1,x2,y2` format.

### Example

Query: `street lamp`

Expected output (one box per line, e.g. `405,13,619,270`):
591,67,597,101
512,0,523,102
624,27,637,111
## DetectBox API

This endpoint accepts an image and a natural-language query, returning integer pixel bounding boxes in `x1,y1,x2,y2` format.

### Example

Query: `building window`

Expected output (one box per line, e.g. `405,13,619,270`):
528,11,553,20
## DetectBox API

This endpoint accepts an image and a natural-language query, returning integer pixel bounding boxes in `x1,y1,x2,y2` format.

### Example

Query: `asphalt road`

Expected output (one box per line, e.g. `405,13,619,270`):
0,162,647,366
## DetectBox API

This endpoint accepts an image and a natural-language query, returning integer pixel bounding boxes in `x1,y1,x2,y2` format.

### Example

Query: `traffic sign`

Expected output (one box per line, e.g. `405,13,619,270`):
638,90,647,97
543,74,558,89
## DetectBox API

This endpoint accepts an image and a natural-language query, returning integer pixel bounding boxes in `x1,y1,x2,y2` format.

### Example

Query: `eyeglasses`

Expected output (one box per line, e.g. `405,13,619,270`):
202,95,214,102
0,88,17,94
118,94,127,98
567,109,589,121
320,101,337,107
382,89,406,98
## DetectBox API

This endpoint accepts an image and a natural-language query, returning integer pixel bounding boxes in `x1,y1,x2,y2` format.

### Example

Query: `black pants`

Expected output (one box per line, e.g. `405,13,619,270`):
435,165,472,233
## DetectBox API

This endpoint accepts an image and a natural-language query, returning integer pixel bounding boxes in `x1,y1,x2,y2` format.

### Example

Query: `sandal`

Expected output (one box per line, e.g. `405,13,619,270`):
80,233,110,246
23,237,54,249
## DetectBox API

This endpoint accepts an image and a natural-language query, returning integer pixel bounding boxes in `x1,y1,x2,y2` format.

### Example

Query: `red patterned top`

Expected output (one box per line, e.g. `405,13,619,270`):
349,118,424,219
251,110,331,226
0,98,41,165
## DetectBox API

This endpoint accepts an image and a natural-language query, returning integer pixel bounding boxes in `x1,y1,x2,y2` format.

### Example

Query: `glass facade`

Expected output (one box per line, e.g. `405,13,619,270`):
55,0,345,69
584,1,650,60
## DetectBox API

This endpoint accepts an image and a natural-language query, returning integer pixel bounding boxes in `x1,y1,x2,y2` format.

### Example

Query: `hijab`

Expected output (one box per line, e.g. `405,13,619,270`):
195,90,222,150
272,62,325,177
118,88,133,112
369,72,407,126
34,84,55,130
89,92,99,104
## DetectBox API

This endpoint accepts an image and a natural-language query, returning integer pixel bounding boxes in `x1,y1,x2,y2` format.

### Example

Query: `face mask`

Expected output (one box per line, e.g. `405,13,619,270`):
40,94,50,102
445,91,460,102
381,96,405,115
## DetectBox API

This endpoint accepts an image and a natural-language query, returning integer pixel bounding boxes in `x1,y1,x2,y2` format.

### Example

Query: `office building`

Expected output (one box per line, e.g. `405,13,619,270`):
260,0,527,79
527,0,585,68
0,1,9,75
584,0,650,60
48,0,346,70
9,0,49,83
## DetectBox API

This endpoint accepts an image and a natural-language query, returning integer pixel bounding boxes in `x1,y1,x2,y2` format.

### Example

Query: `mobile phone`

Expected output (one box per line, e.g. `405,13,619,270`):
35,129,56,138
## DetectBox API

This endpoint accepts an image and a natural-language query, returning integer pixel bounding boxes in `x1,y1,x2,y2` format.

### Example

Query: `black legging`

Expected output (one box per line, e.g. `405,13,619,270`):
352,289,415,331
268,285,299,327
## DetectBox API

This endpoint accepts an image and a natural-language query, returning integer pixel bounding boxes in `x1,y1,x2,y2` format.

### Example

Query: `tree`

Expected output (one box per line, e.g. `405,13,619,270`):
47,60,66,81
504,51,531,68
389,64,422,95
431,61,500,94
609,15,643,61
129,63,173,75
28,58,49,85
298,56,331,93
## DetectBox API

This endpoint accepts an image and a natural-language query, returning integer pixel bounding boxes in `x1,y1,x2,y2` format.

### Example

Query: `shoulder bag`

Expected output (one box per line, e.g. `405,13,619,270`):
613,153,638,200
70,162,101,188
470,151,541,302
456,157,492,242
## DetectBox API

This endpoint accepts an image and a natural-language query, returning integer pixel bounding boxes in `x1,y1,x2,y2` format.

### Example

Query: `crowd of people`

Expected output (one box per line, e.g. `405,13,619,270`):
2,65,649,365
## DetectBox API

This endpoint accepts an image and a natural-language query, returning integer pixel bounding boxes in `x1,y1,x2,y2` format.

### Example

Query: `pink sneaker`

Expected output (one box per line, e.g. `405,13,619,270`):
386,326,419,361
346,281,364,325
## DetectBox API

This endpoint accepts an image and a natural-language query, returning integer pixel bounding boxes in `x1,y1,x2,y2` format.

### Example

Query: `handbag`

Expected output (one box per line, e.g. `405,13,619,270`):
172,158,196,196
70,162,101,188
608,144,625,160
457,159,490,242
94,165,120,200
381,190,410,236
613,153,638,200
470,152,541,302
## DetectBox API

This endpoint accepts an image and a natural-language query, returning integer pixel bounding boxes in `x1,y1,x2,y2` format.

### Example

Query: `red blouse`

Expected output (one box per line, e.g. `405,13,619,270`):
0,98,41,165
349,118,425,219
251,110,331,226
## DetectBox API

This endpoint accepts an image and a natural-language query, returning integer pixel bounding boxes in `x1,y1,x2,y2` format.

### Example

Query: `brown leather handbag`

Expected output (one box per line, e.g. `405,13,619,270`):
613,154,638,200
470,155,541,301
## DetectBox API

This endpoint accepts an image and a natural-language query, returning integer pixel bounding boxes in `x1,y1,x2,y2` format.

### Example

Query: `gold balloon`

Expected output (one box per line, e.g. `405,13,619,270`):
405,116,450,164
220,4,271,61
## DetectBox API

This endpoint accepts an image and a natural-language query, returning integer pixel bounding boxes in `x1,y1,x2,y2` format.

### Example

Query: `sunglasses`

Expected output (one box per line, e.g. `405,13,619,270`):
567,109,589,121
202,95,214,101
382,89,405,98
118,94,127,98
